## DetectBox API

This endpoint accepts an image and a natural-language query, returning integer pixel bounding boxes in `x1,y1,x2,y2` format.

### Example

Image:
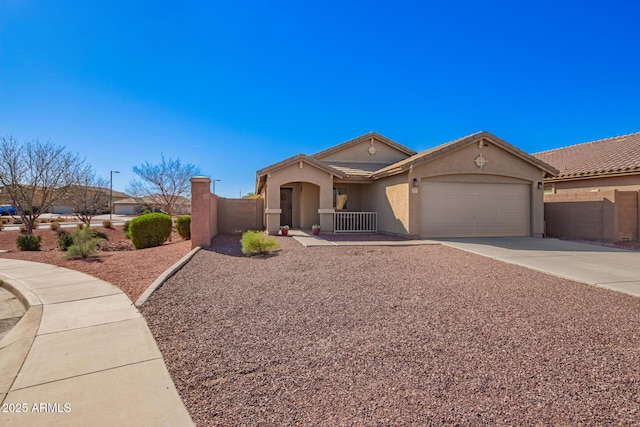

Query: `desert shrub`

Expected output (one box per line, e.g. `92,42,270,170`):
66,226,104,258
19,225,26,233
240,230,279,256
175,216,191,240
128,213,172,249
56,230,73,251
12,218,22,224
0,222,3,231
102,220,113,229
1,218,8,224
16,234,42,251
50,221,61,231
76,223,84,231
92,229,108,240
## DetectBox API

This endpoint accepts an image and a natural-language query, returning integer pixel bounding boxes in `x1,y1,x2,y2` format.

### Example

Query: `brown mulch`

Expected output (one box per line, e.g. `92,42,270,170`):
0,226,191,302
141,234,640,426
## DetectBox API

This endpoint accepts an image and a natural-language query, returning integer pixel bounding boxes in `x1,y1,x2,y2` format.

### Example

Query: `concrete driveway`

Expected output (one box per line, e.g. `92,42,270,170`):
436,237,640,297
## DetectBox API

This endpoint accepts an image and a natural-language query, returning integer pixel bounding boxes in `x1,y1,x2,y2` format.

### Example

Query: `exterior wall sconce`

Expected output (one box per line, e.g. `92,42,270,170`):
537,181,543,189
412,178,419,187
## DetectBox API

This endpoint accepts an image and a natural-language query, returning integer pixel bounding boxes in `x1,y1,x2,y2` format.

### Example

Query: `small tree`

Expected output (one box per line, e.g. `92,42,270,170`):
65,166,110,225
127,155,202,217
0,135,87,234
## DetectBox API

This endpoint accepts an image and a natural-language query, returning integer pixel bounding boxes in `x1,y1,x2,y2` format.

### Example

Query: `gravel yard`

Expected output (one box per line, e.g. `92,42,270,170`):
141,234,640,426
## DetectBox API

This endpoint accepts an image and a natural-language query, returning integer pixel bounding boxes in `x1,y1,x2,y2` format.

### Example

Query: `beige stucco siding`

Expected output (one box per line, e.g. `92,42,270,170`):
300,183,320,228
362,174,410,235
317,138,409,164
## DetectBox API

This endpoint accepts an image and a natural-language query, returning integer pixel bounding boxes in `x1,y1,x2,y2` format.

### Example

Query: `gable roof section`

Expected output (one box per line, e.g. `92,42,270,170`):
256,154,345,194
372,131,558,178
311,132,416,160
533,131,640,181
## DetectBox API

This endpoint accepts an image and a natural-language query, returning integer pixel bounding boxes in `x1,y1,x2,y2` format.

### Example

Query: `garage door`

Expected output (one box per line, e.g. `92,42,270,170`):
420,181,530,238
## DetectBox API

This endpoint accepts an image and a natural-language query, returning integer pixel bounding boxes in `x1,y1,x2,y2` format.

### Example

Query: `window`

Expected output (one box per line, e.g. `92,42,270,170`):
333,187,348,210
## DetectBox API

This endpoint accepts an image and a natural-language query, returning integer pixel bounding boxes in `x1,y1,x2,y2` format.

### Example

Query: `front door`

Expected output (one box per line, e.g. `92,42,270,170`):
280,188,293,227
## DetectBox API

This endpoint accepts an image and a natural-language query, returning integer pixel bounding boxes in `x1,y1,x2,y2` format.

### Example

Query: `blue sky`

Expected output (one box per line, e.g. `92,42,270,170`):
1,1,639,198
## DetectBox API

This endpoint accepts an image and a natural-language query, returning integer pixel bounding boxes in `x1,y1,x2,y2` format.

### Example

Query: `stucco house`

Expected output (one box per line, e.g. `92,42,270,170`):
533,131,640,241
256,131,557,238
113,195,191,215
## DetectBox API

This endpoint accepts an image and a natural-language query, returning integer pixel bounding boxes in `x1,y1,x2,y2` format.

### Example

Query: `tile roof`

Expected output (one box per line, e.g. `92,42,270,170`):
533,131,640,180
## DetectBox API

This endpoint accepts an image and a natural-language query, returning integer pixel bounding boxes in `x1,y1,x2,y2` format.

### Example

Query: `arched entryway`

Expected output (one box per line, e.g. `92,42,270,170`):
279,181,320,229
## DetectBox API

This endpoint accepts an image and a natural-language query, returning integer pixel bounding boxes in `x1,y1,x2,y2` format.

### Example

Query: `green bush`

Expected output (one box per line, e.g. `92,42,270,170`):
16,234,42,251
175,216,191,240
57,230,73,251
92,229,108,240
240,230,279,256
66,226,104,258
128,213,172,249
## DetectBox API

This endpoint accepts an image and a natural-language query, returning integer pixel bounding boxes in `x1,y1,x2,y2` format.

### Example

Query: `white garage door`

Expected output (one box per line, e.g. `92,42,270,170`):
420,181,530,238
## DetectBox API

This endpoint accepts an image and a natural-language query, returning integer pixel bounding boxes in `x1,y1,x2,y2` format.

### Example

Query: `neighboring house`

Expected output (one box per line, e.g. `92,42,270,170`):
533,131,640,241
256,132,557,238
51,187,129,215
113,195,191,216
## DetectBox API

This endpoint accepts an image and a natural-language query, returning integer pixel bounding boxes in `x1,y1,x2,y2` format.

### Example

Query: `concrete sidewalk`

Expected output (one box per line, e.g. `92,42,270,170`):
0,259,193,426
436,237,640,297
290,229,437,247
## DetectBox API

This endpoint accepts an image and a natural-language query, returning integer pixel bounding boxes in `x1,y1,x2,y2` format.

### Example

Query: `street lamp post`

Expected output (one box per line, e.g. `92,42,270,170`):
212,179,221,194
110,170,120,222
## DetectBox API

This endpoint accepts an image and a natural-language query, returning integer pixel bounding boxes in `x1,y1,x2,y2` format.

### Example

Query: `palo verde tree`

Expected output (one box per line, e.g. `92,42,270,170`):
127,154,202,217
0,135,87,234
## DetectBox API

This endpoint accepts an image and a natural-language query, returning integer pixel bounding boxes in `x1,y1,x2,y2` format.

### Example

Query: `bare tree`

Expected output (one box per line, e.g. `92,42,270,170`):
64,166,110,224
127,155,202,217
0,135,86,234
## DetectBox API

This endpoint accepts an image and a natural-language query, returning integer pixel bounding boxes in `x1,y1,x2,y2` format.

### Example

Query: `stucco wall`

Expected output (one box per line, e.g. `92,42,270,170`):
217,197,263,233
362,174,410,235
316,137,409,164
300,183,320,228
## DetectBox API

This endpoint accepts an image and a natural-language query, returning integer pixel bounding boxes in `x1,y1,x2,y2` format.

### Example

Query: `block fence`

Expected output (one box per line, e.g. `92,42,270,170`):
190,177,264,248
544,189,640,241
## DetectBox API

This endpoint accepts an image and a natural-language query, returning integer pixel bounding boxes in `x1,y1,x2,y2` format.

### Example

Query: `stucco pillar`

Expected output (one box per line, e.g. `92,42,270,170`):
318,183,334,232
190,176,212,248
264,181,281,234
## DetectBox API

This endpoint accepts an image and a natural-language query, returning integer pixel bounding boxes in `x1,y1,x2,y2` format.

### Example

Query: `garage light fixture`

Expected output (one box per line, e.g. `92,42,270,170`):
412,178,419,187
537,181,543,189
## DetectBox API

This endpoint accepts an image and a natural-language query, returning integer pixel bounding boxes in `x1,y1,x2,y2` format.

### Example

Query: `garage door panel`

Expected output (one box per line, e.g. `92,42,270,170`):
421,181,529,238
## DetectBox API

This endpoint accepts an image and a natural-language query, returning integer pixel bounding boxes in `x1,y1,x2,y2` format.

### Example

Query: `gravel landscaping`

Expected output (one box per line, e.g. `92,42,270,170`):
141,234,640,426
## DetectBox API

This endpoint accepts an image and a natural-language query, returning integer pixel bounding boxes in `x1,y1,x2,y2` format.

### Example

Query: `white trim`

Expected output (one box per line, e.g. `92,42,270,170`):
265,208,282,214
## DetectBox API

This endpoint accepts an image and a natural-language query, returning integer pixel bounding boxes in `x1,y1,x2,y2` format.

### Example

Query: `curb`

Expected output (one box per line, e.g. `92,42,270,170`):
134,246,201,307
